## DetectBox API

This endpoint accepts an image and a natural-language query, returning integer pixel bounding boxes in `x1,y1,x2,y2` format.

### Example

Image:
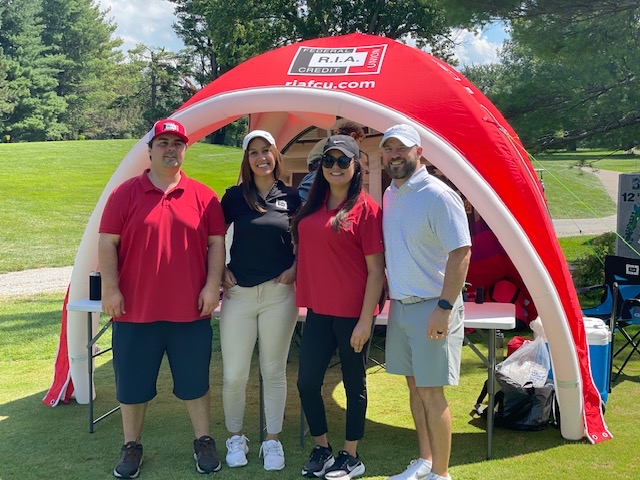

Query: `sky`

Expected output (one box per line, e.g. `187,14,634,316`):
97,0,507,68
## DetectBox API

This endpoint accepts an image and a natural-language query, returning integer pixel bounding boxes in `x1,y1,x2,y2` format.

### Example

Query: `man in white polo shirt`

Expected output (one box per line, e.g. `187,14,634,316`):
380,124,471,480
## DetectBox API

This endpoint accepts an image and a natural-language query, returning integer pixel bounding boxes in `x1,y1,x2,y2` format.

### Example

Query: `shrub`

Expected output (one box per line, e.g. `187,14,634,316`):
572,232,616,306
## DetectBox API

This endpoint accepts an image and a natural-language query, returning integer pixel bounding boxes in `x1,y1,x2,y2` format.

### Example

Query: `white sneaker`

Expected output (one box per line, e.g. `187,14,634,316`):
259,439,285,471
388,458,432,480
225,434,249,467
427,473,451,480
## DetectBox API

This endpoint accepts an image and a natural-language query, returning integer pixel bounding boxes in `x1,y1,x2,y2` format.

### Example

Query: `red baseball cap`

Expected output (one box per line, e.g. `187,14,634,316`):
149,119,189,144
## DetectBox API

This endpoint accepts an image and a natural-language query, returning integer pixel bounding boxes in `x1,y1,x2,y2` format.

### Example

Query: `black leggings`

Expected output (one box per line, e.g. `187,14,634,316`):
297,309,369,441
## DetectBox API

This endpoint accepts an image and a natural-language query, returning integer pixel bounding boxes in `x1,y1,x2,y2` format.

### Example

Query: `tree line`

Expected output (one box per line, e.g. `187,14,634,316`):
1,0,638,152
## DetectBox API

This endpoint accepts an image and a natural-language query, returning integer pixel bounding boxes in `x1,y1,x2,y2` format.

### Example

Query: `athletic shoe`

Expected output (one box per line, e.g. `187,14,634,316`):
193,435,222,474
225,434,249,467
259,439,285,471
387,459,432,480
113,441,143,479
426,473,452,480
324,450,365,480
301,444,335,477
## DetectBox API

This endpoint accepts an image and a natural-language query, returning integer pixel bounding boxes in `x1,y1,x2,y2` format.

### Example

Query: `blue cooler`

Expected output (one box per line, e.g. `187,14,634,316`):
547,317,611,403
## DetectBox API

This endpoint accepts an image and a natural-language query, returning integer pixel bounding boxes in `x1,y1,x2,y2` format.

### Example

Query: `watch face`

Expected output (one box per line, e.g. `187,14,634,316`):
438,299,453,310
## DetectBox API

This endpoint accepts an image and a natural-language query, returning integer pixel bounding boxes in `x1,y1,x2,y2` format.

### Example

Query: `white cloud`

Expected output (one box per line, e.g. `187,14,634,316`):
403,22,507,69
451,27,505,68
97,0,185,52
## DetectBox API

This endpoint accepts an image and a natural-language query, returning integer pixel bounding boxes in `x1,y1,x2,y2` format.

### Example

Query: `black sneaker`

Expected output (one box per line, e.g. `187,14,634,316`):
301,444,335,477
324,450,365,480
113,441,143,479
193,435,222,474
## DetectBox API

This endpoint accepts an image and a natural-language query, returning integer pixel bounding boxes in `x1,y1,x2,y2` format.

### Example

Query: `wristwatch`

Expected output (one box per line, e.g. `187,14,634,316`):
437,299,454,310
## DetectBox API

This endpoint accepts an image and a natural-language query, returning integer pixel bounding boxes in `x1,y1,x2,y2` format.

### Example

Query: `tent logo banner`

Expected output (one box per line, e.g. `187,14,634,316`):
288,45,387,76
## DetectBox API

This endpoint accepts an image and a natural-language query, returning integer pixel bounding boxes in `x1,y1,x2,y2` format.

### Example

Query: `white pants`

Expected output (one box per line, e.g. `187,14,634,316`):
219,280,298,434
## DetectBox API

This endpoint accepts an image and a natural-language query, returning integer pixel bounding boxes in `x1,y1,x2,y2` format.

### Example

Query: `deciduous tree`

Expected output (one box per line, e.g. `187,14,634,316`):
126,45,194,127
462,1,640,151
171,0,455,85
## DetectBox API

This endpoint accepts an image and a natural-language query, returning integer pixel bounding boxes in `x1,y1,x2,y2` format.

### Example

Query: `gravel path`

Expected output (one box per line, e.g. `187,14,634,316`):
0,169,621,299
0,266,73,298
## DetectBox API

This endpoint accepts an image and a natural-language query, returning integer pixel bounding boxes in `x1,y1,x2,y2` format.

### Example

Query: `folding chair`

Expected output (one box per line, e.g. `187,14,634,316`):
580,255,640,385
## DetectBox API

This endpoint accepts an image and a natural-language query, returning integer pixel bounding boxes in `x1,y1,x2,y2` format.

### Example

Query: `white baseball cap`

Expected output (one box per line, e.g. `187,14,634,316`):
242,130,276,151
379,124,421,148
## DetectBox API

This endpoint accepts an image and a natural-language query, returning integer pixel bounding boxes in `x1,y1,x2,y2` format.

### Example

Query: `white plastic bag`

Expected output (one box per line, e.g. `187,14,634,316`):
497,336,550,388
529,317,546,340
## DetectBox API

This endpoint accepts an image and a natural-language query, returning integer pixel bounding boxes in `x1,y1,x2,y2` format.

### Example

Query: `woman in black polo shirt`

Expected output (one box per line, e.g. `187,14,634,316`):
219,130,301,472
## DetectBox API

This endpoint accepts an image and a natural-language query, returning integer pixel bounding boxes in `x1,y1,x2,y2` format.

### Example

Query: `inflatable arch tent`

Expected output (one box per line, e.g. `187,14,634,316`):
45,33,610,444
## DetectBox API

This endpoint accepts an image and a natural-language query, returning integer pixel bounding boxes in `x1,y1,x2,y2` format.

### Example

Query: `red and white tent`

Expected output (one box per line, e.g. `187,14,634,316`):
45,33,610,444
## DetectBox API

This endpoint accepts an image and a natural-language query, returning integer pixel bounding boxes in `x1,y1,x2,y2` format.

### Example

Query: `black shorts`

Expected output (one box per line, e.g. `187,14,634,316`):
112,319,212,404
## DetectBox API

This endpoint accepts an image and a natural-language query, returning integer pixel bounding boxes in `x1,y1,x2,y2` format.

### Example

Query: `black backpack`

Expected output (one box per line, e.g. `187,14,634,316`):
473,370,559,431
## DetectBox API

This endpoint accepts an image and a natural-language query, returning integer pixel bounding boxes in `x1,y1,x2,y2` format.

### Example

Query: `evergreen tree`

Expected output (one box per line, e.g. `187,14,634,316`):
0,4,13,136
0,0,66,141
40,0,127,139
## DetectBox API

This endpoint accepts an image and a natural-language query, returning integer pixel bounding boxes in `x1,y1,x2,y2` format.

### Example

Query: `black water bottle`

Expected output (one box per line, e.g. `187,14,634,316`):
475,286,484,304
89,271,101,301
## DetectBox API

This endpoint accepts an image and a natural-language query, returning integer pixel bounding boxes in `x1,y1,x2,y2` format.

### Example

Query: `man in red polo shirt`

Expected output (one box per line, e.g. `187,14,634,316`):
99,119,226,479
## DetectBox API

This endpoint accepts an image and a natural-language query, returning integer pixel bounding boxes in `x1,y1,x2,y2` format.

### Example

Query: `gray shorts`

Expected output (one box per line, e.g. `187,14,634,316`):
385,298,464,387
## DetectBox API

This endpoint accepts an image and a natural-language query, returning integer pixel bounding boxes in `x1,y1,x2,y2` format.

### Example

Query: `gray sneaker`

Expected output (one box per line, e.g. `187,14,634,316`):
301,444,334,477
193,435,222,474
324,450,365,480
113,441,143,479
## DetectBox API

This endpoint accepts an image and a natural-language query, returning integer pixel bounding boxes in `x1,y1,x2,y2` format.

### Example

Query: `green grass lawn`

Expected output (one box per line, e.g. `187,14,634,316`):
1,144,640,478
536,149,640,172
0,294,639,479
1,141,636,273
556,235,599,263
533,152,614,220
0,140,242,273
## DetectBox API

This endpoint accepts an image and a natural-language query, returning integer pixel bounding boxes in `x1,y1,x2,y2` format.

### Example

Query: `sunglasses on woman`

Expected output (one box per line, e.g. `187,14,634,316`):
322,155,353,169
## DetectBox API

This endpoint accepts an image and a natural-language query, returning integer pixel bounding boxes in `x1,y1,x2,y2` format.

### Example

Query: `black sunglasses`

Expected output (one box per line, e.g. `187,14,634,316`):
322,155,353,169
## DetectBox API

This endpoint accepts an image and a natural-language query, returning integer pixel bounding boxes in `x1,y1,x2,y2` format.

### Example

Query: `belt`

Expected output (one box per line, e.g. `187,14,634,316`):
397,296,430,305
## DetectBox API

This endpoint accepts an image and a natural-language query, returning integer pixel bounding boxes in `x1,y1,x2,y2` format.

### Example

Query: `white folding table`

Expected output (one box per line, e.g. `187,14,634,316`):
66,298,120,433
460,302,516,459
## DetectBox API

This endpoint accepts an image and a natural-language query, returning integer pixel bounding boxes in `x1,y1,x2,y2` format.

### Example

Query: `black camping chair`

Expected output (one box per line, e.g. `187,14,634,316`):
579,255,640,386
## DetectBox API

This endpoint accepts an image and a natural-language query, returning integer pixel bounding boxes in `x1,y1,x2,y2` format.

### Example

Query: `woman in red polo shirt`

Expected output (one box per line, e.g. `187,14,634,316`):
291,135,385,480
